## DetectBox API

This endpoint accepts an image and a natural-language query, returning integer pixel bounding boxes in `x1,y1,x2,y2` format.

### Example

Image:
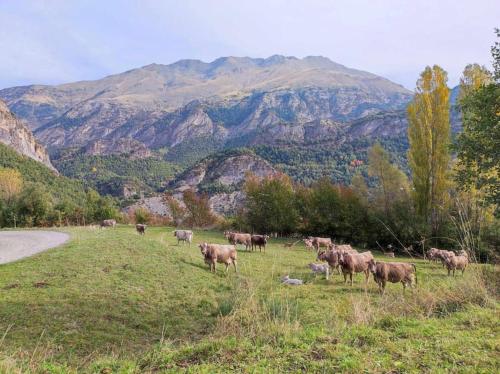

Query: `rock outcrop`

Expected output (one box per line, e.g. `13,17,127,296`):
0,99,56,172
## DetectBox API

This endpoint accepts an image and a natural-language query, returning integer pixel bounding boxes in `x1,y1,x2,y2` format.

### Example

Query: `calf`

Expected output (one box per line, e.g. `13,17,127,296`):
199,243,237,273
281,275,303,285
136,224,146,235
368,260,417,294
100,219,116,228
444,254,468,276
308,236,332,252
174,230,193,246
251,234,269,252
338,251,374,286
308,263,330,280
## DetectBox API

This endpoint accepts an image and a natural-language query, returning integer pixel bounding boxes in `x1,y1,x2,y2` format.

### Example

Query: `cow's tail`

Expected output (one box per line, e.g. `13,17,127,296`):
412,263,418,286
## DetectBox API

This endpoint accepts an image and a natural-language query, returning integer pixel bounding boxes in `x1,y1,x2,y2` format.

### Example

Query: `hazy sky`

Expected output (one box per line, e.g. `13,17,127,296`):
0,0,498,89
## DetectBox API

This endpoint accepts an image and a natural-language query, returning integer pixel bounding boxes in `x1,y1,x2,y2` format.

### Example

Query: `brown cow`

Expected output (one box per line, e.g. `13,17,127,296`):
444,254,468,276
136,224,146,235
251,235,269,252
100,219,116,228
368,260,417,294
308,236,332,252
328,243,357,254
338,251,374,286
303,238,315,251
199,243,237,273
317,250,341,274
225,232,251,250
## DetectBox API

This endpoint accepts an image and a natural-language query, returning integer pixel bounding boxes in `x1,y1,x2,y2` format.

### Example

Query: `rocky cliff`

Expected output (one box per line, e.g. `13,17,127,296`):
0,99,56,172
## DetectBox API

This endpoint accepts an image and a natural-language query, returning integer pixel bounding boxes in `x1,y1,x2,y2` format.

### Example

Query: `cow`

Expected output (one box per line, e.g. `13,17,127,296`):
199,242,237,273
368,260,417,294
444,254,469,276
225,232,252,250
136,224,146,235
100,219,116,228
317,250,341,274
308,263,330,280
303,238,315,251
328,243,357,254
251,234,269,252
281,275,303,285
174,230,193,246
338,251,374,286
384,252,395,258
308,236,332,252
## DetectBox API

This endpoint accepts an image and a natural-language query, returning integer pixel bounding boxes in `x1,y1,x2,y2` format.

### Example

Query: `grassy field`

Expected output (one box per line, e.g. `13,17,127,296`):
0,226,498,373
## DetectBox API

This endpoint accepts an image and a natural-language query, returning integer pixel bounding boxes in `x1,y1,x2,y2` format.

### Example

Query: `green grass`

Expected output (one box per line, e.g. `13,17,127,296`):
0,227,498,373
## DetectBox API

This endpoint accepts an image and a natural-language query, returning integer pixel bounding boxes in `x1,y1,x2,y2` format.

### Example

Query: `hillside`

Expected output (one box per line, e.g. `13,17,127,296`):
0,143,87,202
0,99,55,171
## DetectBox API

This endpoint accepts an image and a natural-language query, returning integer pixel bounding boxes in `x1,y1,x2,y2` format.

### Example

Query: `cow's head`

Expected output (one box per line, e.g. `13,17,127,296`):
199,242,208,255
264,235,270,241
368,259,377,274
317,251,325,261
173,230,177,237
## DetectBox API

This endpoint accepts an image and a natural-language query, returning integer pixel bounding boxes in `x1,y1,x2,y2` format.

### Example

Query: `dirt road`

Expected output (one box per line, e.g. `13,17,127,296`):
0,231,70,264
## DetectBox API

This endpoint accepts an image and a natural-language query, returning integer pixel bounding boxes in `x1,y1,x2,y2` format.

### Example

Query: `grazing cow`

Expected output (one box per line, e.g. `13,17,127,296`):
251,234,269,252
317,250,341,274
136,224,146,235
308,236,332,252
368,260,417,294
100,219,116,228
174,230,193,246
368,259,417,294
338,251,374,286
199,242,237,273
225,232,252,250
308,263,330,280
384,252,395,258
328,243,357,254
281,275,303,285
444,254,469,276
303,239,315,251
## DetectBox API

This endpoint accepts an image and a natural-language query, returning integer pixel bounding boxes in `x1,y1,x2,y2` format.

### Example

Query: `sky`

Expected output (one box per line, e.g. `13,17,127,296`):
0,0,498,90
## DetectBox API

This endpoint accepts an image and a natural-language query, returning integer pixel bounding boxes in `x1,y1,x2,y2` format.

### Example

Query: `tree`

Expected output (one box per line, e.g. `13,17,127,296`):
407,65,451,235
17,184,52,226
163,194,187,226
182,189,217,228
134,207,151,224
367,143,409,215
455,31,500,208
458,64,493,101
244,173,299,234
0,168,23,203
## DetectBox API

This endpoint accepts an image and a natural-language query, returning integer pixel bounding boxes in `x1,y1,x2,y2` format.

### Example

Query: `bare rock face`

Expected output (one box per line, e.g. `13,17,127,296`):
83,138,152,158
0,99,56,172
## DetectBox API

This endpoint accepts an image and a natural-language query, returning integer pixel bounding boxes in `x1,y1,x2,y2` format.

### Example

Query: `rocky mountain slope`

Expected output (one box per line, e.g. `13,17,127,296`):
0,99,56,171
0,56,412,155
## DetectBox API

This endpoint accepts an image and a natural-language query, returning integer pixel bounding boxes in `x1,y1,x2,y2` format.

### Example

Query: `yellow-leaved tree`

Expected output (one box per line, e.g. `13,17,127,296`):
407,65,451,235
0,167,23,203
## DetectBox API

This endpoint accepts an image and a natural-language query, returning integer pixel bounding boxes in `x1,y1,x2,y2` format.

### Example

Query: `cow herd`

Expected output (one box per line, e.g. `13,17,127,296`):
101,221,470,294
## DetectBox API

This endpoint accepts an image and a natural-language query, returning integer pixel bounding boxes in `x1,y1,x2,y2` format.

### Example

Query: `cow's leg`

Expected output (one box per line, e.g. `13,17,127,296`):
225,263,229,273
453,268,456,277
447,268,451,276
343,272,347,284
382,281,386,295
233,260,238,273
326,267,329,280
350,273,353,286
364,270,369,284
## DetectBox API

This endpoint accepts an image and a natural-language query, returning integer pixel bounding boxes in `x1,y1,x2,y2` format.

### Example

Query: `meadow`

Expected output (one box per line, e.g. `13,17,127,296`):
0,226,498,373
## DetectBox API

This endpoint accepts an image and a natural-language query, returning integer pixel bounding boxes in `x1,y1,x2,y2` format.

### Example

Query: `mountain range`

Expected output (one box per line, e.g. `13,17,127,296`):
0,55,460,208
